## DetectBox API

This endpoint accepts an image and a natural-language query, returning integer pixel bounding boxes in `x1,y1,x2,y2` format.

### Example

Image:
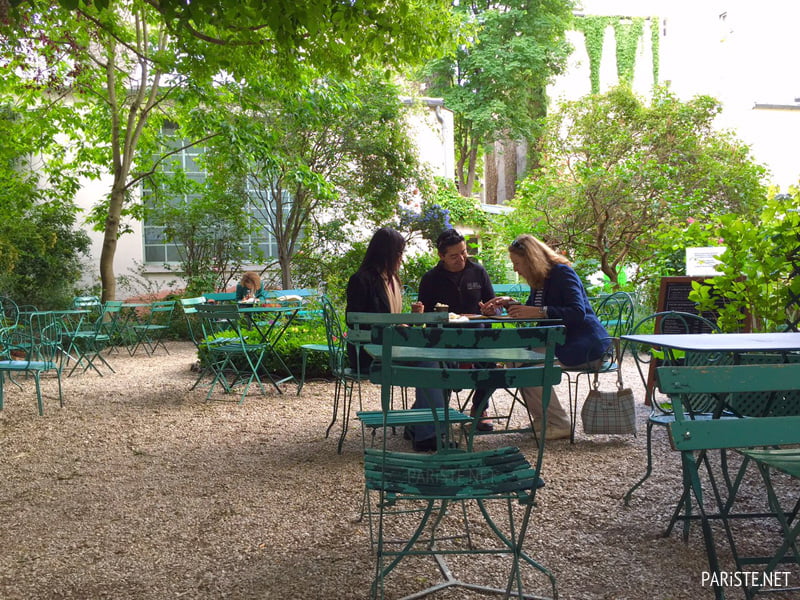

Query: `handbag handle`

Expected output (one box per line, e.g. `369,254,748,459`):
591,337,624,391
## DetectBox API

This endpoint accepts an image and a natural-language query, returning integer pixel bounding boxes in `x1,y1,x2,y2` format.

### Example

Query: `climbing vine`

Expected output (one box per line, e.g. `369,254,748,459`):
575,15,659,92
575,16,610,94
613,18,644,84
650,17,660,86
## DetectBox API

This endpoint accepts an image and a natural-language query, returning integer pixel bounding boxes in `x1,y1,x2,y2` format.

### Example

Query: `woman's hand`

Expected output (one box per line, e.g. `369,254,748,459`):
479,296,512,316
507,304,546,319
410,301,424,314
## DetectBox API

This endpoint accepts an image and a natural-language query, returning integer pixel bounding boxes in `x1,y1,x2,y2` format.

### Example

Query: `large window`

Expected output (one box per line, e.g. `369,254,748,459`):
142,128,279,265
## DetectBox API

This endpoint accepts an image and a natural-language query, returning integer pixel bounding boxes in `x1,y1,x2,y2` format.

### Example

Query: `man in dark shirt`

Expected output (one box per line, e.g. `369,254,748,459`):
413,229,496,433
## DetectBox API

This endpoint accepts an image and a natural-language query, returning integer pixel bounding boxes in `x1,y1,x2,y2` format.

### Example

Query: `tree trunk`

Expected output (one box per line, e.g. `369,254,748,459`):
99,183,125,302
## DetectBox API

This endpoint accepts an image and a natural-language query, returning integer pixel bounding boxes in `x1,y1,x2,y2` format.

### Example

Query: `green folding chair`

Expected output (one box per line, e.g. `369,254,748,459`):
0,311,64,416
363,323,565,599
194,304,268,404
129,300,176,356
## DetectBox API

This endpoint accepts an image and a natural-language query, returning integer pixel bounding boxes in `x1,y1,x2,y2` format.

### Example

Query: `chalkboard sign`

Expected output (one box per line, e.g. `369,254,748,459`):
656,276,719,333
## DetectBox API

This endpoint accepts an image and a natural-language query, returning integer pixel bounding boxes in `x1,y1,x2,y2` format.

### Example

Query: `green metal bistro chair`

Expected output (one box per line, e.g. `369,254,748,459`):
347,311,453,454
194,304,268,404
363,324,565,599
60,308,115,377
179,296,214,389
623,311,726,508
297,340,330,395
129,300,176,356
0,311,63,416
592,291,635,338
561,292,635,443
320,297,371,453
658,362,800,600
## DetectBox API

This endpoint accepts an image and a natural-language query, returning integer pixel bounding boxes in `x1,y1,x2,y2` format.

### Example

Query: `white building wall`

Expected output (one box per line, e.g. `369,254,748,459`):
550,0,800,191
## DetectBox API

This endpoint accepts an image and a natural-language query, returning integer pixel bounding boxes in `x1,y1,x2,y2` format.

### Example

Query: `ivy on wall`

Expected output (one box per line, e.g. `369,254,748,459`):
575,15,660,93
650,17,660,85
574,16,611,94
613,18,644,84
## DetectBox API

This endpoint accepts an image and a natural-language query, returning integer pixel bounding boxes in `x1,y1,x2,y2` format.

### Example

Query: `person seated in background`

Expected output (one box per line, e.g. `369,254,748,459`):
480,234,610,440
414,228,497,432
345,227,408,373
236,271,266,303
345,228,453,452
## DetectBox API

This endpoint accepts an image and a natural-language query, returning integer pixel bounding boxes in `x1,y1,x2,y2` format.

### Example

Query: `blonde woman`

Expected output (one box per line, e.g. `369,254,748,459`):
236,271,266,302
480,234,610,440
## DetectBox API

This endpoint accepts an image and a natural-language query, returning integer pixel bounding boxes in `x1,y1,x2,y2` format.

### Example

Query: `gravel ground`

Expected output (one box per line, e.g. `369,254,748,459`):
0,341,797,599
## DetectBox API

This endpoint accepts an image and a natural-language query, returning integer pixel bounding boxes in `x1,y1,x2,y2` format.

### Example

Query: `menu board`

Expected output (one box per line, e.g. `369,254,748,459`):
656,276,720,333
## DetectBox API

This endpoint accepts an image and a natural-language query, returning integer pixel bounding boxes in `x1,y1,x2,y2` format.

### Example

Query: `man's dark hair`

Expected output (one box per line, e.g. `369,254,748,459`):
436,229,465,254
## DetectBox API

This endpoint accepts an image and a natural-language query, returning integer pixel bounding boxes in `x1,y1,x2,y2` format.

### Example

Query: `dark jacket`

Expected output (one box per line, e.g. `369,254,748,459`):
417,260,495,315
345,268,392,372
235,283,266,301
528,263,610,366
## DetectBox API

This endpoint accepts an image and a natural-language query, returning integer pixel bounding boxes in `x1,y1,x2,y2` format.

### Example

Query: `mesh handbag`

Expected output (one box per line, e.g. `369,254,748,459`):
581,343,637,435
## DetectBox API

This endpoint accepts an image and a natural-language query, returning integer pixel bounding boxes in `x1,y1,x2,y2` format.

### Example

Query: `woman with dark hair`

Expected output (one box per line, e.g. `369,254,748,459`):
345,228,408,372
481,234,610,440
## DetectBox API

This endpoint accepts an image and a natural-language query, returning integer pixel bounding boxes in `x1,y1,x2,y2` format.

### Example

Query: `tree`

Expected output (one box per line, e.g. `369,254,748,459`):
0,69,91,308
8,0,457,80
2,0,457,300
689,191,800,333
423,0,573,197
195,70,424,289
509,85,768,288
142,162,255,297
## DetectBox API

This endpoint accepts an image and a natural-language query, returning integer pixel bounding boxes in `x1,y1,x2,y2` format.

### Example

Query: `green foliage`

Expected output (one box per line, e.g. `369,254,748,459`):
200,318,331,381
650,17,661,85
612,18,644,85
689,192,800,332
195,69,424,289
26,0,459,81
512,85,768,290
423,0,573,196
0,84,92,309
575,15,660,93
400,252,438,292
143,149,256,296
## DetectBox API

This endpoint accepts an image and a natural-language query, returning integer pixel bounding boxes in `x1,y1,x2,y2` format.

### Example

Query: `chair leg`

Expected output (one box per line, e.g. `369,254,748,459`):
337,379,356,454
34,372,44,416
297,348,308,395
624,421,656,506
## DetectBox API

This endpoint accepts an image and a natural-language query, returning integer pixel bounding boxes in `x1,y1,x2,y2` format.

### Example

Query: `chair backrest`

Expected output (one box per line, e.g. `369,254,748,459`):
1,295,19,330
180,297,207,344
265,288,318,299
12,311,62,365
145,300,176,324
320,296,348,376
72,296,102,320
658,362,800,452
203,291,237,303
180,296,207,315
593,291,635,337
369,324,565,469
347,311,450,327
492,283,531,302
195,303,243,343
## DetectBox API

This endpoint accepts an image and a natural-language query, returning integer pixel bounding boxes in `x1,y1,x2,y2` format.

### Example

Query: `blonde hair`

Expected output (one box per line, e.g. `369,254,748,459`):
241,271,261,291
508,235,570,288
